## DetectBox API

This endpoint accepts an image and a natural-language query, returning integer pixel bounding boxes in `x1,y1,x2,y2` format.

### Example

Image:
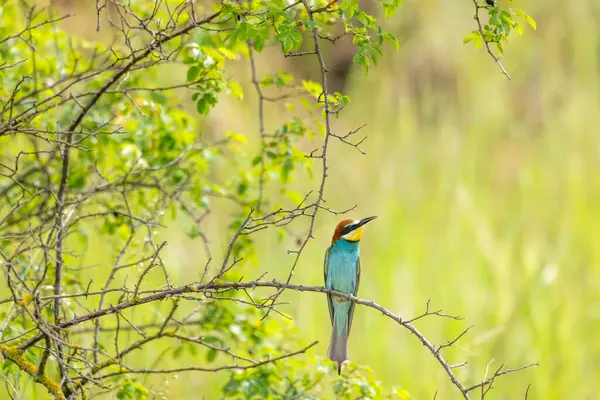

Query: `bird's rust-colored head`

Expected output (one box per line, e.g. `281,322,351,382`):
331,216,377,244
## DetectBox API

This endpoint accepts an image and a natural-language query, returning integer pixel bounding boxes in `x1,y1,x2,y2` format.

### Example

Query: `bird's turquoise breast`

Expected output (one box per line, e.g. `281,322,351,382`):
326,239,360,294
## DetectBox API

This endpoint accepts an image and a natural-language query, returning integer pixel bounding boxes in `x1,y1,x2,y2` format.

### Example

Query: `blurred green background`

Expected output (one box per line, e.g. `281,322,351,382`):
29,0,600,398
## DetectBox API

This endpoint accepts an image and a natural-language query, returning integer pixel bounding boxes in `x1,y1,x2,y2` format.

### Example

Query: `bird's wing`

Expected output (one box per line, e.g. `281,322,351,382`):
354,256,361,296
348,257,360,332
323,246,334,325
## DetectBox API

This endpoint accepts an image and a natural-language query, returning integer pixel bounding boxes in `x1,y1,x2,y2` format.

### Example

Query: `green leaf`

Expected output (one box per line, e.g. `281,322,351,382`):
206,348,218,363
173,346,185,359
384,33,399,51
463,32,480,44
525,14,536,30
251,155,262,166
275,22,303,53
227,80,244,99
187,66,200,82
301,80,323,97
516,9,536,30
237,181,248,195
149,92,167,105
197,98,208,114
226,132,247,143
502,20,511,35
203,336,219,343
69,174,86,189
515,22,523,35
495,41,504,55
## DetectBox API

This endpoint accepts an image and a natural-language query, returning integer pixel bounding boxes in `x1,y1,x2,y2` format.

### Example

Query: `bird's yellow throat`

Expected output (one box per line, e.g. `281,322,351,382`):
342,227,363,241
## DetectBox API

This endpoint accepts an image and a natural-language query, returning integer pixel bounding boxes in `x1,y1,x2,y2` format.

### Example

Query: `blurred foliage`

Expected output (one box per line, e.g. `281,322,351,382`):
0,0,539,399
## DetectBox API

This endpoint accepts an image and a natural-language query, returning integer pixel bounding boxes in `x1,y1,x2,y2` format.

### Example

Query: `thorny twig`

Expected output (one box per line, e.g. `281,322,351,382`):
9,280,535,399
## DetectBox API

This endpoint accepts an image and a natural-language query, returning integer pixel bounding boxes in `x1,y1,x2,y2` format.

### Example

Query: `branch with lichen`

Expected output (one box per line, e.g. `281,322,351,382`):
0,344,65,399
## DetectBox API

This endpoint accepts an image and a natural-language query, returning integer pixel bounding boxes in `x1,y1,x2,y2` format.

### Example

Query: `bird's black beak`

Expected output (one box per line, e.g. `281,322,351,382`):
356,216,377,229
340,216,377,236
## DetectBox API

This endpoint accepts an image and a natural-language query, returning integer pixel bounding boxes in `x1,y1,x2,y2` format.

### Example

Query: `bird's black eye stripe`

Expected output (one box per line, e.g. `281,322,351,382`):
340,224,357,236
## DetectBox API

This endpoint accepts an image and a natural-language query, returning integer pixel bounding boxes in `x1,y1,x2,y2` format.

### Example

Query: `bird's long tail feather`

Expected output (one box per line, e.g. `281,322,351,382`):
328,310,349,375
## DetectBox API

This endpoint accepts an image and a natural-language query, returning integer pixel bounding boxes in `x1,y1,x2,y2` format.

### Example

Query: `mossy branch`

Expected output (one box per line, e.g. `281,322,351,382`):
0,344,65,399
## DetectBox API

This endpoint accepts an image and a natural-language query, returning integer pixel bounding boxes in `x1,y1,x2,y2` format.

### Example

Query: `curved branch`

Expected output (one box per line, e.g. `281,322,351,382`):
16,280,535,398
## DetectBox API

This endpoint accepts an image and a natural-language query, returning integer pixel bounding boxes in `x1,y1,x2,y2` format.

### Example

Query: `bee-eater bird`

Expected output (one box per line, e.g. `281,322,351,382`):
324,216,377,375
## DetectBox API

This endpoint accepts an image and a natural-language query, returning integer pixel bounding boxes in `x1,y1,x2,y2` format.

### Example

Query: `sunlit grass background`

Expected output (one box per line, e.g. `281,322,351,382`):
17,0,600,398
